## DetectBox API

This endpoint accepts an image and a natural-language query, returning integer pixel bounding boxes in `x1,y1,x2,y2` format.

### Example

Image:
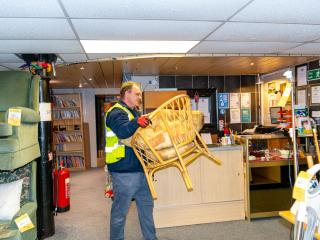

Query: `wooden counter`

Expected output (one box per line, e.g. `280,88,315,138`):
153,145,245,228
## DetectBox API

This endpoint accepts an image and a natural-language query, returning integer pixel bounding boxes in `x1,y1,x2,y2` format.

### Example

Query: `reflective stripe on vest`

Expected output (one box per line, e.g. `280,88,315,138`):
105,103,135,164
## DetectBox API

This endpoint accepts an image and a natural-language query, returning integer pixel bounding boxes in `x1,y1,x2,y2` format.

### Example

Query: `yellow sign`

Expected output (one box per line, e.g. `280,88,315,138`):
8,108,22,126
14,214,34,233
278,82,292,107
293,171,312,201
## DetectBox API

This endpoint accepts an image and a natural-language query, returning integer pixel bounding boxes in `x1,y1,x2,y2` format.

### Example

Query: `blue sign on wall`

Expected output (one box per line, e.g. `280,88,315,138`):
218,93,229,109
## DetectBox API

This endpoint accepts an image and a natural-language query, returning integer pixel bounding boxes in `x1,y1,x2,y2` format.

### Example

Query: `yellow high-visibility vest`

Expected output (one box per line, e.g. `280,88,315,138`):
105,103,134,164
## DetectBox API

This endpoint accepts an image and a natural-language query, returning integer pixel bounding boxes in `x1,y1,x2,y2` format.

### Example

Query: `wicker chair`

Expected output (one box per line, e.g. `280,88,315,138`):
131,95,221,199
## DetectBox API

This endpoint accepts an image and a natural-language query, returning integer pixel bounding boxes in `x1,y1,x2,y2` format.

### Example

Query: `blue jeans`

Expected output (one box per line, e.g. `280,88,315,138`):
110,172,156,240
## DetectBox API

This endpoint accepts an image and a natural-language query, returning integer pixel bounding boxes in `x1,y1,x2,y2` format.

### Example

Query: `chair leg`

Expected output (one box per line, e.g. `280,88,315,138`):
175,163,193,191
146,172,158,200
203,151,221,165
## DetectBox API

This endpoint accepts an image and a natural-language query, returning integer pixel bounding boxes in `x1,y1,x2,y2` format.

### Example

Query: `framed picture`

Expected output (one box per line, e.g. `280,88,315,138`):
309,84,320,106
296,87,307,106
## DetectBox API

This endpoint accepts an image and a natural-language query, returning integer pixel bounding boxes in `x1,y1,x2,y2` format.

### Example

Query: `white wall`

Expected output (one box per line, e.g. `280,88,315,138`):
52,88,120,167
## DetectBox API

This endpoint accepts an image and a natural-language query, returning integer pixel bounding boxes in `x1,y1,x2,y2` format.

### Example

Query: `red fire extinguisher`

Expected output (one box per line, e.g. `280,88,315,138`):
53,164,70,213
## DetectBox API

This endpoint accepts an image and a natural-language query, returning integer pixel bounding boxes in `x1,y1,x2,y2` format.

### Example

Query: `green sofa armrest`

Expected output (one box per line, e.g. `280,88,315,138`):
0,122,13,137
6,107,40,124
10,202,37,231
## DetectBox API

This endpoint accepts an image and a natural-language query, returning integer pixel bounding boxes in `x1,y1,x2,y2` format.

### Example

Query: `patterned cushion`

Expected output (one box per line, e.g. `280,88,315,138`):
0,163,32,206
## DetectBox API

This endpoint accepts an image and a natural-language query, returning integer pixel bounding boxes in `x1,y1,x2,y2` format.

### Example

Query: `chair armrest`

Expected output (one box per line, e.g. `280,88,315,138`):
6,107,40,124
0,122,13,137
10,202,37,228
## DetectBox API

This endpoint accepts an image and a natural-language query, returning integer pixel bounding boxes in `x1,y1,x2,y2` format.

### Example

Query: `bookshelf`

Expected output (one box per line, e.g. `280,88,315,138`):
52,93,89,171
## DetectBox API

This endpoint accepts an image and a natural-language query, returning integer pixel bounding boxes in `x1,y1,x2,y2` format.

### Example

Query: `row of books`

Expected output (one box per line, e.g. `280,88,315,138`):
54,133,83,143
52,96,79,108
56,156,84,168
53,110,80,119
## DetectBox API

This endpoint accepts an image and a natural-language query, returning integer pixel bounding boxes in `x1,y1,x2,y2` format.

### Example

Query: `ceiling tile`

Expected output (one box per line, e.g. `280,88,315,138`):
0,63,24,69
0,40,84,54
59,54,88,62
62,0,249,21
207,22,320,42
281,43,320,54
0,18,76,40
190,41,300,54
0,54,24,63
232,0,320,24
0,0,65,17
73,19,221,41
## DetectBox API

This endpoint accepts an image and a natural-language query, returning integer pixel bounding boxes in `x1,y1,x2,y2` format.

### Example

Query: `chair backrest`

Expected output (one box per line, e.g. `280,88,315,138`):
132,95,196,166
0,71,40,121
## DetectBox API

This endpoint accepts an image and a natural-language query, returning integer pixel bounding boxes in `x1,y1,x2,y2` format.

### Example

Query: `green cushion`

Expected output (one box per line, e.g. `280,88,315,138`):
0,123,12,137
6,107,40,124
0,138,19,153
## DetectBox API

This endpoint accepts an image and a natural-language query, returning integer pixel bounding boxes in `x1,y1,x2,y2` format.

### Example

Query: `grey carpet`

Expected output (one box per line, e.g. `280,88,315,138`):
48,168,292,240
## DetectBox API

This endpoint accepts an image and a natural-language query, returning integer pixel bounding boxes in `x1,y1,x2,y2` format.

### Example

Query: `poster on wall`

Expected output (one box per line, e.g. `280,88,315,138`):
218,93,229,109
241,108,251,123
198,97,211,123
230,93,240,108
297,65,307,86
311,86,320,105
297,89,306,106
230,108,241,123
241,93,251,108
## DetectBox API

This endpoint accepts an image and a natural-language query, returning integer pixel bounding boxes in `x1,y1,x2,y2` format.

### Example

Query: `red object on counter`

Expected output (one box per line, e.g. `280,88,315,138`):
53,167,70,212
223,127,230,136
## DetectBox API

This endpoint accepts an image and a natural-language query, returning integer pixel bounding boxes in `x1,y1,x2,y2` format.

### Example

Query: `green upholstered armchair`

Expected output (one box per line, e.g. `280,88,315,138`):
0,71,41,170
0,161,37,240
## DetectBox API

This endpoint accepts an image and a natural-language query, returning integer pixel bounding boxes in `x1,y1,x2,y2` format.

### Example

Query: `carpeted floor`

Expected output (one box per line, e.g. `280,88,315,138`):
48,168,292,240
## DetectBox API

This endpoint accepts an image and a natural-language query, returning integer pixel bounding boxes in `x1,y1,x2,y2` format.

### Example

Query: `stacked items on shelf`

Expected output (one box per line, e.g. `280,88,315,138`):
276,108,292,128
52,95,78,107
52,93,87,171
54,132,82,143
56,155,85,169
53,109,80,119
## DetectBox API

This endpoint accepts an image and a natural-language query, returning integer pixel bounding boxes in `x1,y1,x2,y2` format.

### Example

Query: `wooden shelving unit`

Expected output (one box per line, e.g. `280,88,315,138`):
52,93,89,171
240,134,307,220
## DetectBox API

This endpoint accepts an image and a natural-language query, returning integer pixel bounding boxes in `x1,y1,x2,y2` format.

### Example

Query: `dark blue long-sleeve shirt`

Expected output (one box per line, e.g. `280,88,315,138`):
105,101,143,173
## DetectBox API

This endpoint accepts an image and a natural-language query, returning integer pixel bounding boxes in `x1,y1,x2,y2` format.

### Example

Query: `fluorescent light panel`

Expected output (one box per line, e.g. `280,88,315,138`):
80,40,199,53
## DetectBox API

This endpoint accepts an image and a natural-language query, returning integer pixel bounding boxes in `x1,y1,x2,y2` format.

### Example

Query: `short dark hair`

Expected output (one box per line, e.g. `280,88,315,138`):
120,81,138,99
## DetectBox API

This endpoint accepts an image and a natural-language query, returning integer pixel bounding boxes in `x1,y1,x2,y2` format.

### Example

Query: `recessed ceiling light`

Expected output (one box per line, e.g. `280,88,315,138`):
88,78,92,81
80,40,199,54
80,66,85,70
250,62,255,66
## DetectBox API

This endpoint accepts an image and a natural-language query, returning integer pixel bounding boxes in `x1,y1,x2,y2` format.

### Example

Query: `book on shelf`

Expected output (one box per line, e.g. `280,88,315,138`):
54,132,83,143
52,96,79,108
53,109,80,119
56,155,84,169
